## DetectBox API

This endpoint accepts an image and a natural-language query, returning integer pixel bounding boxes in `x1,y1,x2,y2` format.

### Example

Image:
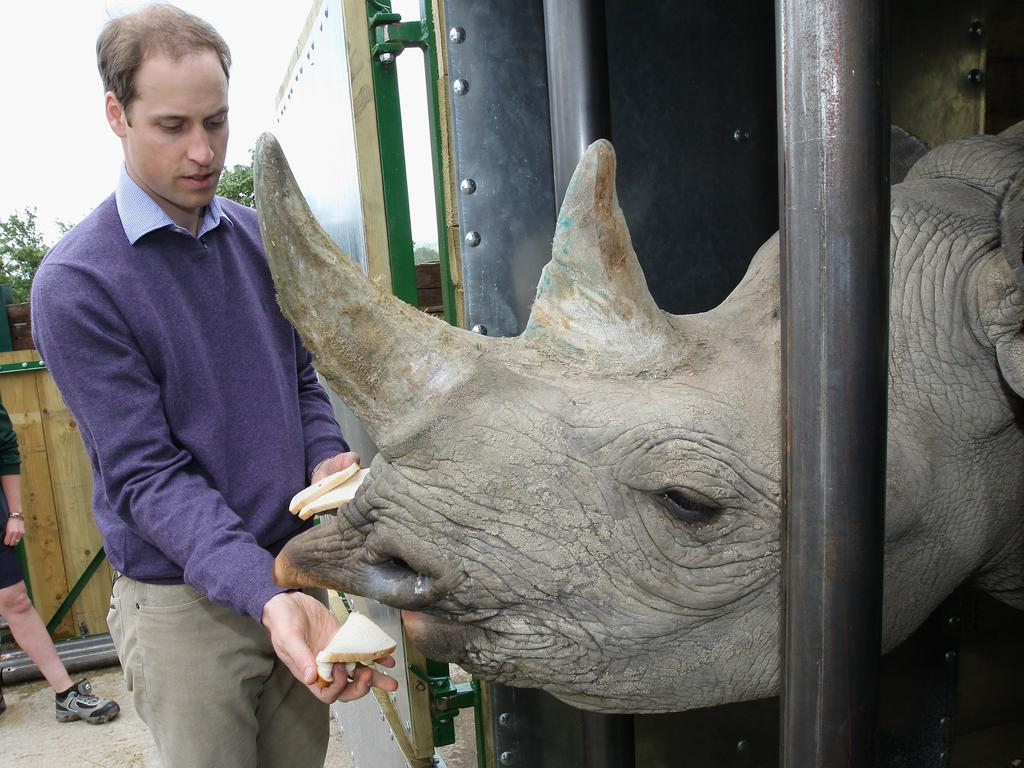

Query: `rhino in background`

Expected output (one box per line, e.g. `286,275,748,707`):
257,124,1024,714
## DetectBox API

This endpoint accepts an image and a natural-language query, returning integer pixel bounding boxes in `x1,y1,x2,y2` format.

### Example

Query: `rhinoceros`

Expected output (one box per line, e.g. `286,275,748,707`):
257,124,1024,714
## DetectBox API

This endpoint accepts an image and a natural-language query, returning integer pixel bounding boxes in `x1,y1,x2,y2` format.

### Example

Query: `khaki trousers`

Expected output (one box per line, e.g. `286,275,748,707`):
108,576,328,768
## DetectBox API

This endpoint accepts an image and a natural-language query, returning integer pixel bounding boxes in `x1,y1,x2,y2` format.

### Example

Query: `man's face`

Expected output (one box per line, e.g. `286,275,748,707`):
106,49,229,232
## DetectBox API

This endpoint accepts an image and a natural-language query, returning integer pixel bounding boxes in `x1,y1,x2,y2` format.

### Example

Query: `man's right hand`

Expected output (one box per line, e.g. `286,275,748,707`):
261,591,398,703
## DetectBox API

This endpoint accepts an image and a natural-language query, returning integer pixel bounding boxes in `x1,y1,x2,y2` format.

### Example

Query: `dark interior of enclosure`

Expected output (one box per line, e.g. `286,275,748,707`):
478,0,1024,764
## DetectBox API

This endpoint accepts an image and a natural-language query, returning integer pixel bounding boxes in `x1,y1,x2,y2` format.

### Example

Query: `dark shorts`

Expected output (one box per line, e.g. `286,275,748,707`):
0,540,23,589
0,491,23,589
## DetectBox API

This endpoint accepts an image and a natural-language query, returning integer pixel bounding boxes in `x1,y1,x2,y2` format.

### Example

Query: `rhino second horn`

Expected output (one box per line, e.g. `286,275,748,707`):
254,132,484,446
522,139,676,362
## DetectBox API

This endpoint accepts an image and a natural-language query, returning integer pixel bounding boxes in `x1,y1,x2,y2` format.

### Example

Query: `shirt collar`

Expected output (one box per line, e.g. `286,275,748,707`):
115,165,230,244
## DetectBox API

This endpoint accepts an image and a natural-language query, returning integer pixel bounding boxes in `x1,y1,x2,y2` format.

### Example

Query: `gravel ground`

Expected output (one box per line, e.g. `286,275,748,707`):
0,664,477,768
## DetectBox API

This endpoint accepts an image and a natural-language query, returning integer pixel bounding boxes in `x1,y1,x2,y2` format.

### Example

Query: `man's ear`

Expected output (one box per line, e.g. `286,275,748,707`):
105,92,128,138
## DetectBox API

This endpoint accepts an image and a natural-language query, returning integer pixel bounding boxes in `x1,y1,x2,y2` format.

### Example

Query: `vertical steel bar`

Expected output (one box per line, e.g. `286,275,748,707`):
541,3,633,767
776,0,890,766
542,0,612,209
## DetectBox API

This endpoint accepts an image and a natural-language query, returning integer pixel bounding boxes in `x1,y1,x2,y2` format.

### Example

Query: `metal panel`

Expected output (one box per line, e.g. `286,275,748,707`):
604,0,779,315
542,0,612,208
776,0,889,765
443,0,556,336
330,596,424,768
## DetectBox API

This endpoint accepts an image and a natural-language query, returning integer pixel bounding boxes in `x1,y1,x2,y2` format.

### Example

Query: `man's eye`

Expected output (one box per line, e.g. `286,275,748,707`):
207,118,226,129
161,124,183,133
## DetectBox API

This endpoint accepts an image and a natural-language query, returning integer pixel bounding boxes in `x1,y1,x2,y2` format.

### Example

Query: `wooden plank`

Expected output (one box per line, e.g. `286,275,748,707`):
36,372,111,636
342,0,393,286
0,350,75,638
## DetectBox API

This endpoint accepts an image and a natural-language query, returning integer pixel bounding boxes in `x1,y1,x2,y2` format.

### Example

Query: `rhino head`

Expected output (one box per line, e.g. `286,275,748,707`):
256,127,1024,714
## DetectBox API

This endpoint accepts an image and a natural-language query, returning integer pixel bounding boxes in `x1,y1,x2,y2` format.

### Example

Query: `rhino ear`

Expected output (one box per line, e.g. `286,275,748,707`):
992,174,1024,398
521,140,675,360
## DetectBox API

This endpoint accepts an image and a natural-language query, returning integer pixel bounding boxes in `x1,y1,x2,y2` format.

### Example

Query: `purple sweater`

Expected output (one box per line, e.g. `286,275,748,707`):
31,195,347,621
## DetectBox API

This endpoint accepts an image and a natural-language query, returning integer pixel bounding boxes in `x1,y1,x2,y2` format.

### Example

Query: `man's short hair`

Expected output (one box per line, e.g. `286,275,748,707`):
96,3,231,114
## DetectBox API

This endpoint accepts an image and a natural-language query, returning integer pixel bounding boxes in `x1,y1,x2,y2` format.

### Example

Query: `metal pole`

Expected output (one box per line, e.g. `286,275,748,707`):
541,4,633,766
542,0,612,209
776,0,889,765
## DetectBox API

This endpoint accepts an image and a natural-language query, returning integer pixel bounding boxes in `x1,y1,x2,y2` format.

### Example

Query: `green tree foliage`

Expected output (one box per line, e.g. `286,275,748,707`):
414,245,439,265
0,208,49,302
217,160,254,207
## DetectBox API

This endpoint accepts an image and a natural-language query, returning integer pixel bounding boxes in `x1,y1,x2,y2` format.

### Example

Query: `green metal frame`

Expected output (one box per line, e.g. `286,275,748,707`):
365,0,458,325
361,5,482,762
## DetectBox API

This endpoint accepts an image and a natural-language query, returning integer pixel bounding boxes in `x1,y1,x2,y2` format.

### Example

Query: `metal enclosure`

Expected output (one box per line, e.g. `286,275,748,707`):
273,0,1024,764
440,1,1023,767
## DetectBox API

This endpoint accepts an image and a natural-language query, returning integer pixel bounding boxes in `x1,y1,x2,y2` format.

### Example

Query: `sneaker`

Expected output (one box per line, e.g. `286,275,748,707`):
55,679,120,724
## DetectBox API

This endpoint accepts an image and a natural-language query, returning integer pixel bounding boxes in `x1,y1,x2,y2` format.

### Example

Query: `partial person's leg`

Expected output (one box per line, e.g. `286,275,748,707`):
255,590,331,768
110,577,284,768
0,580,74,692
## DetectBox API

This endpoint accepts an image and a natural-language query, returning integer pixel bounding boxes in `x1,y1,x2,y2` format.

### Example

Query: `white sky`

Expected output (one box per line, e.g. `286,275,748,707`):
0,1,436,245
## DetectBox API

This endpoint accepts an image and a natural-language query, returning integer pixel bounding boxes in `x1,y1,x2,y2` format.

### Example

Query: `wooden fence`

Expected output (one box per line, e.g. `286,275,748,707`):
0,349,111,639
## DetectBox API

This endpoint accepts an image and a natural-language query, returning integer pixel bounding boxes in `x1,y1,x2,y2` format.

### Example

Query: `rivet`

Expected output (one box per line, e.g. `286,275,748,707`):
472,324,488,336
733,128,751,143
499,752,515,766
945,650,958,664
379,52,396,65
498,712,513,727
465,231,481,247
453,78,469,95
966,69,984,85
737,739,750,752
460,178,477,195
968,20,983,37
939,716,951,728
449,27,466,44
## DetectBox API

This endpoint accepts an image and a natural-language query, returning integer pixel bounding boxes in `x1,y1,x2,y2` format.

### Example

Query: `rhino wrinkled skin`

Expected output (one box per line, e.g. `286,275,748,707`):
256,124,1024,714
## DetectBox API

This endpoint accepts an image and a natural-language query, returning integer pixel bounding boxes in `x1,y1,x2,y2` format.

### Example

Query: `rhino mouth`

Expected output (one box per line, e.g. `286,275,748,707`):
273,517,459,611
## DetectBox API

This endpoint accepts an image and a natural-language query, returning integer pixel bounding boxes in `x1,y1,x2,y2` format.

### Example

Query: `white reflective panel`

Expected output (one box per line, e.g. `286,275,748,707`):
276,0,368,274
396,46,440,255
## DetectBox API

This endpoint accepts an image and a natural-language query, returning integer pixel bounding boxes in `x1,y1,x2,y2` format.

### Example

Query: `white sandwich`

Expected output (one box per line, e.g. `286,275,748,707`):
316,611,398,687
289,463,361,514
296,468,370,520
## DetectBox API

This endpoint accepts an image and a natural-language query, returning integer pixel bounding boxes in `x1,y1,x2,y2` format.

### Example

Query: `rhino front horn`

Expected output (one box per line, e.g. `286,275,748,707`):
253,133,484,446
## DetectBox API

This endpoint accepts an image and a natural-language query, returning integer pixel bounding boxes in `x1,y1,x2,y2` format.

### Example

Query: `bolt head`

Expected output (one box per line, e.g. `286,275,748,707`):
498,712,513,727
499,752,515,766
379,52,395,65
967,68,984,85
471,324,488,336
449,26,466,44
465,231,481,247
460,178,477,195
453,78,469,95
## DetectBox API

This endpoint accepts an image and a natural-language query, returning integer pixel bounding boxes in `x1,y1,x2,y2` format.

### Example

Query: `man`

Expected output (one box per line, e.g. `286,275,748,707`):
31,5,396,766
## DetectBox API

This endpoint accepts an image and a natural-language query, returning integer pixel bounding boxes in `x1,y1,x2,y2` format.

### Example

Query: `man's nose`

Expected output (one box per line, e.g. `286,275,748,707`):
187,127,215,166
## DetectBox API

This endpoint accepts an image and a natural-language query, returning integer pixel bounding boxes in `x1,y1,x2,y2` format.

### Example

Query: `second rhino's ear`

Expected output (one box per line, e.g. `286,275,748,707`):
988,175,1024,398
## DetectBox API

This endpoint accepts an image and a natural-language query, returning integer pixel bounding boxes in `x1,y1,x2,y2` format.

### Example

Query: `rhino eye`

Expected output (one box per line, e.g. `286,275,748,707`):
653,489,720,525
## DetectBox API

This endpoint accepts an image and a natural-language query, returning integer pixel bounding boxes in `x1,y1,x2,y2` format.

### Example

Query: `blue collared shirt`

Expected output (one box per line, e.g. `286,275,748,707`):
115,165,228,244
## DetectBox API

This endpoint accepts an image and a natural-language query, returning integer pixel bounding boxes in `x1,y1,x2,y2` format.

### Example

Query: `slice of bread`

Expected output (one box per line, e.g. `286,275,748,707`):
289,463,361,514
297,468,370,520
316,611,398,686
